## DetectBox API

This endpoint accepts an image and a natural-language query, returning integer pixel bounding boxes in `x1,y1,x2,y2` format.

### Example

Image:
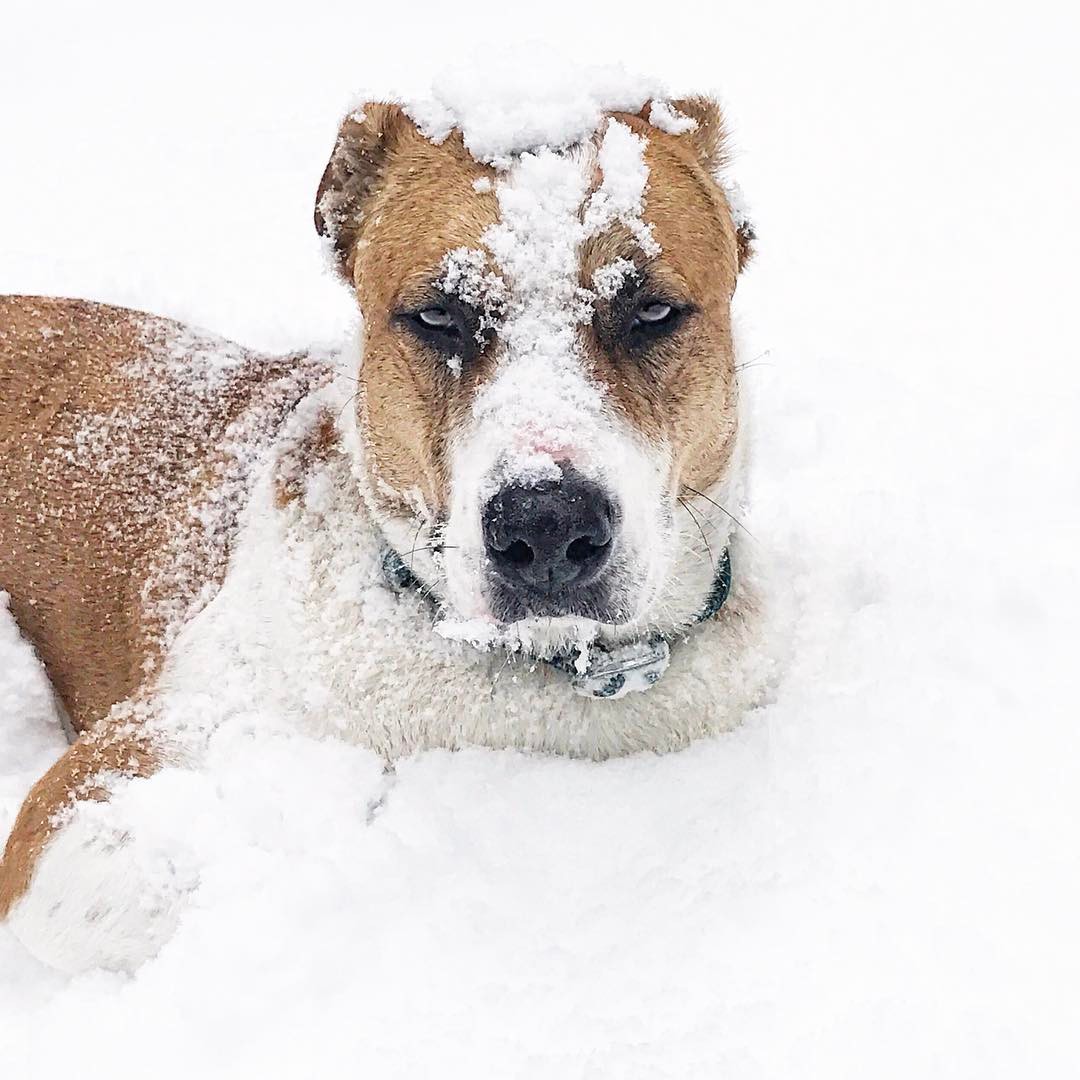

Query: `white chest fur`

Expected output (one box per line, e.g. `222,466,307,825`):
155,396,779,763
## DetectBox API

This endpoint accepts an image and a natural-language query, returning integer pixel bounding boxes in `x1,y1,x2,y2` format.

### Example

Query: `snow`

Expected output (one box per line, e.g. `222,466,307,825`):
580,118,660,256
438,245,508,331
648,99,698,135
403,47,662,165
2,4,1079,1078
591,256,638,299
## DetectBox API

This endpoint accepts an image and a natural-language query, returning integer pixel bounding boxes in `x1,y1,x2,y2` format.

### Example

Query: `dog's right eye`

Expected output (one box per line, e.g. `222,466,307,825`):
403,304,466,355
415,307,456,331
398,300,487,368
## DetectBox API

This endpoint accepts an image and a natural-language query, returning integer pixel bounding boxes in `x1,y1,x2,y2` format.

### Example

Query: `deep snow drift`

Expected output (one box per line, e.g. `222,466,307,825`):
2,5,1079,1079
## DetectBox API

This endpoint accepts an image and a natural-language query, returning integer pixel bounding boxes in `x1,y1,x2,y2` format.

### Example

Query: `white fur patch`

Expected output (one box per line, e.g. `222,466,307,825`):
7,774,203,974
437,124,677,651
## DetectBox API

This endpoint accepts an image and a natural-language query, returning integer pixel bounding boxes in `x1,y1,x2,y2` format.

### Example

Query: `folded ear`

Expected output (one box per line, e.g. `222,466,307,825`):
659,96,756,272
663,96,729,171
315,102,411,280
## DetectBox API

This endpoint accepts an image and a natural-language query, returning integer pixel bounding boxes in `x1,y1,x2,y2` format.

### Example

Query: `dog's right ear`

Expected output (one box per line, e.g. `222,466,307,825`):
315,103,410,281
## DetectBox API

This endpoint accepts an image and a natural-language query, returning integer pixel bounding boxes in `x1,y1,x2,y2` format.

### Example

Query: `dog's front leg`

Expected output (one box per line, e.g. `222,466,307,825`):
0,702,198,974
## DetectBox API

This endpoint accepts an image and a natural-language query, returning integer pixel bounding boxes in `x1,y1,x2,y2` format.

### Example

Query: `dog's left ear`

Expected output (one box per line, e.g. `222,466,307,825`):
315,102,412,281
649,96,756,272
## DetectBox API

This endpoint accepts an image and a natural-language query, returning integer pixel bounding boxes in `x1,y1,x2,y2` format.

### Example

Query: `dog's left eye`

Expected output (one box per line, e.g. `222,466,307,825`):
626,301,684,345
632,302,674,327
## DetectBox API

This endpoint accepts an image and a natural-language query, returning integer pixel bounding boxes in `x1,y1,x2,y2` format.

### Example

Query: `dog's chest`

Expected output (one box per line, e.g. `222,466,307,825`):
156,442,769,761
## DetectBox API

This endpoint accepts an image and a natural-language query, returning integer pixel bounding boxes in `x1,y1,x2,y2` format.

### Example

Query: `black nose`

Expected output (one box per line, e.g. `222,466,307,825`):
482,467,615,594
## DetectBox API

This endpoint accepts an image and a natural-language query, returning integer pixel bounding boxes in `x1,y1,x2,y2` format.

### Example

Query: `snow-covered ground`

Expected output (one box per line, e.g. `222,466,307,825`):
2,2,1078,1076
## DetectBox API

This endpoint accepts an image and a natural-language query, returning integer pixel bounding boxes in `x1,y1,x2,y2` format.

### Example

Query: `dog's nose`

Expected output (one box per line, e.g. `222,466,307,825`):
482,468,615,594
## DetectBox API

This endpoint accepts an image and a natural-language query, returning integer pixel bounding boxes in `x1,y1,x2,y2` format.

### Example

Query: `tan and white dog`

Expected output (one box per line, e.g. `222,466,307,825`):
0,96,775,972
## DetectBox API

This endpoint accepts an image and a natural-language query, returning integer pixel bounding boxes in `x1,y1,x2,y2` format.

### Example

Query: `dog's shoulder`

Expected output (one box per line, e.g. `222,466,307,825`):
0,294,322,449
0,296,331,732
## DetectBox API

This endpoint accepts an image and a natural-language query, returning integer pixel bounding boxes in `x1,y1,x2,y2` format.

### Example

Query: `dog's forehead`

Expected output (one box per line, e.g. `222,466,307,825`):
596,125,738,298
353,133,499,305
356,117,736,302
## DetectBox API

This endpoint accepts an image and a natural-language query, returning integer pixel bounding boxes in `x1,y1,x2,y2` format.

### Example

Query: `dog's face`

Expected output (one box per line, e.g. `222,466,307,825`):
316,99,752,653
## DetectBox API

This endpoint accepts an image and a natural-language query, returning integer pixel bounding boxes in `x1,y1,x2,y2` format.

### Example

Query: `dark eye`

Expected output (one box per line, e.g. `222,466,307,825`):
415,307,457,332
624,301,685,348
631,302,675,329
398,298,488,368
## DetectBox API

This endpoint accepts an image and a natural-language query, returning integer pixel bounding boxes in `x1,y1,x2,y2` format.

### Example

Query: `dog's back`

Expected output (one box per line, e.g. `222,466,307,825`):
0,296,324,732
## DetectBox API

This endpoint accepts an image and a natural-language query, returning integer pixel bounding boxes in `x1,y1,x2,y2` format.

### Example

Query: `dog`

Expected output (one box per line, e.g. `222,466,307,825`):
0,95,774,972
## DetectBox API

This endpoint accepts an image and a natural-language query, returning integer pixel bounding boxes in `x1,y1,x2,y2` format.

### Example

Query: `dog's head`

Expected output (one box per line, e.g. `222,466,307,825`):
316,98,753,655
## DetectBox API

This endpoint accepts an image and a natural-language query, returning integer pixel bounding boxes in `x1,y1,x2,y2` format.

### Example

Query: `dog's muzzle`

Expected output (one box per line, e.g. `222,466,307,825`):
480,464,618,622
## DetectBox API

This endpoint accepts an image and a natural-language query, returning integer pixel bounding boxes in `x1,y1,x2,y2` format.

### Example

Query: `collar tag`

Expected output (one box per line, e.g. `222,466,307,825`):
560,636,671,700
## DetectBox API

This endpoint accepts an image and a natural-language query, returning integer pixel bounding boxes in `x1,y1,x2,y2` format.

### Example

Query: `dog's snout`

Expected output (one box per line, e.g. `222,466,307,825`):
482,468,614,595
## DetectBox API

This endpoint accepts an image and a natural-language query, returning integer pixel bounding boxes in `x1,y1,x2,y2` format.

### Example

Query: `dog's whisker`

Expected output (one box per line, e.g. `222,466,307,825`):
406,520,424,573
677,497,715,574
324,363,360,384
336,390,360,422
680,485,754,540
735,349,772,373
402,543,460,559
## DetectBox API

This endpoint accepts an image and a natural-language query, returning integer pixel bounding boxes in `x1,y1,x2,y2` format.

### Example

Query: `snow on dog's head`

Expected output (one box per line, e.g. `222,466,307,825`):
315,70,754,656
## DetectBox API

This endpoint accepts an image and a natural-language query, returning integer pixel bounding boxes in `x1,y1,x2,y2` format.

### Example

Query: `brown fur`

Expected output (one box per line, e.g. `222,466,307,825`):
2,96,750,921
586,109,743,494
0,297,324,730
0,297,328,913
316,99,748,523
318,111,501,523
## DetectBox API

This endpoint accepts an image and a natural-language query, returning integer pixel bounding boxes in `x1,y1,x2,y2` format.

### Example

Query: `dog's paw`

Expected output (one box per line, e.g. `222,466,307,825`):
5,775,203,975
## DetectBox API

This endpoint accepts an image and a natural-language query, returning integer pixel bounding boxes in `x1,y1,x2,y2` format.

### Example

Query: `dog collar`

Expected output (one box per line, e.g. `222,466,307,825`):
380,545,731,700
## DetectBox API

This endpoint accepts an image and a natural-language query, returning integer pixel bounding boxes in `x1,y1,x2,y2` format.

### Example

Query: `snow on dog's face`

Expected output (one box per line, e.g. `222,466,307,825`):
316,97,753,655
